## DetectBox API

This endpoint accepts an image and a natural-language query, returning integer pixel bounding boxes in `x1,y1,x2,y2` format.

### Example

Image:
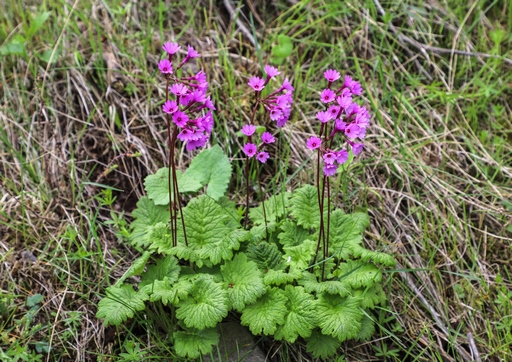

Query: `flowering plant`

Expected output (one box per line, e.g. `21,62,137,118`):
96,43,395,360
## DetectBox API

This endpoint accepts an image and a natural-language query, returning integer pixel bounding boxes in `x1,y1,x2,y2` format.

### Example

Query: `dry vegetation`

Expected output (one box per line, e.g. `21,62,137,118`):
1,0,511,361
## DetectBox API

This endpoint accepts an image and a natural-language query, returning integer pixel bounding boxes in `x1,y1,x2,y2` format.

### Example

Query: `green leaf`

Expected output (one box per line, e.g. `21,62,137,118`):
26,294,43,307
27,12,51,38
263,268,301,286
290,185,322,229
117,251,152,285
241,287,287,335
173,328,219,359
37,49,60,64
353,284,387,309
336,260,382,289
328,210,369,260
356,314,376,341
130,197,169,248
221,253,266,311
144,168,202,205
299,272,351,297
282,239,316,270
249,193,290,225
278,220,310,247
139,255,180,288
274,286,317,342
316,294,363,341
271,34,293,58
147,277,192,305
246,242,283,270
176,275,229,329
0,35,27,56
248,222,278,242
306,330,341,359
146,222,173,254
96,285,148,326
185,145,232,200
170,196,243,267
351,245,396,267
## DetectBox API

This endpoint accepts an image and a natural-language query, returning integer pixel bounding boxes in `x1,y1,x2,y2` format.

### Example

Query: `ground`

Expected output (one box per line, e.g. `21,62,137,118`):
0,0,511,361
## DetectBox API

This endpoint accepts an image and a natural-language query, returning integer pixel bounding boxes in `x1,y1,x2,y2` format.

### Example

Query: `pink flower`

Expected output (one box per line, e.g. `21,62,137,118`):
281,78,294,92
248,77,265,91
351,143,364,156
177,128,197,141
243,143,257,157
276,94,292,108
193,70,207,83
162,100,178,114
306,136,322,150
162,42,180,55
170,83,189,96
261,132,275,144
336,95,352,109
324,69,341,83
316,111,332,123
345,123,361,139
323,164,338,177
241,124,256,137
269,108,283,121
336,150,349,164
323,152,337,164
334,119,347,132
264,65,280,78
328,105,340,119
345,102,360,116
172,111,189,127
201,112,214,133
320,89,336,103
186,134,209,151
190,89,207,103
256,152,269,163
186,45,200,59
204,97,216,110
344,75,362,95
158,59,173,74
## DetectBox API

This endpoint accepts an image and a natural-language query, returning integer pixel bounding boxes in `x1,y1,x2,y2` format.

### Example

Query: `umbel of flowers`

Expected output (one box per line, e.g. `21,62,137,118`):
306,70,368,177
307,69,370,279
240,65,294,228
158,42,215,246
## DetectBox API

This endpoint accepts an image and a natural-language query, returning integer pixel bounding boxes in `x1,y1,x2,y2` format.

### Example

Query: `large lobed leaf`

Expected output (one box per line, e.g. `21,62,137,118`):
173,328,219,359
144,167,203,205
289,185,321,229
139,255,180,289
185,145,232,201
170,196,245,267
328,209,369,260
335,260,382,289
277,219,311,247
96,285,148,326
240,287,288,335
316,293,363,341
130,197,169,248
306,329,341,359
221,253,266,311
176,275,229,329
274,285,317,342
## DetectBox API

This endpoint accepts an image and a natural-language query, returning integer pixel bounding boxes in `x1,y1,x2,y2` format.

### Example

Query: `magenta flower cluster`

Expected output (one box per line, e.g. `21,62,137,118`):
241,125,275,163
306,69,369,177
158,42,215,151
247,65,294,128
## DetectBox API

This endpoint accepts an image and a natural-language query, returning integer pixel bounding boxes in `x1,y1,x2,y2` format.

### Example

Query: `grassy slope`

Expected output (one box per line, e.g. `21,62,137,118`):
0,0,511,361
